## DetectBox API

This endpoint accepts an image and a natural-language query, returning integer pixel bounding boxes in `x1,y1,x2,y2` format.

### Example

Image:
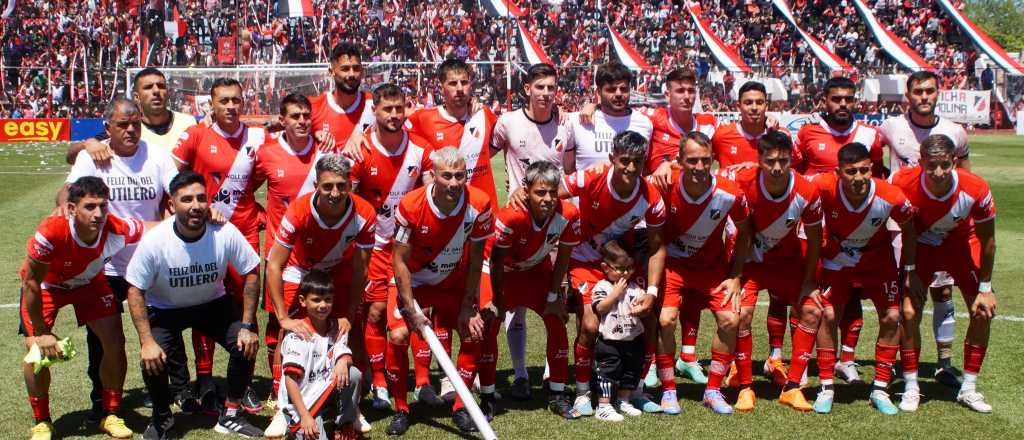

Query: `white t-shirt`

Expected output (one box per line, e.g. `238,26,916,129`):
492,108,574,194
126,219,260,309
567,110,653,172
591,279,645,341
66,140,178,276
278,322,352,424
879,114,969,176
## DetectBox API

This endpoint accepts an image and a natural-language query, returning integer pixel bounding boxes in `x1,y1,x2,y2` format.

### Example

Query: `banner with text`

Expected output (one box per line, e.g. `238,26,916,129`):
937,89,991,125
0,119,71,142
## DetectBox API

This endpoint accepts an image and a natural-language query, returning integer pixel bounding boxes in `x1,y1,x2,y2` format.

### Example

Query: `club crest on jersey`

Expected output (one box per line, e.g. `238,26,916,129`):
784,217,797,227
463,221,472,234
546,232,558,244
245,146,256,158
870,217,882,227
629,215,641,226
555,138,564,152
469,127,479,138
709,209,722,220
407,166,417,177
343,234,354,244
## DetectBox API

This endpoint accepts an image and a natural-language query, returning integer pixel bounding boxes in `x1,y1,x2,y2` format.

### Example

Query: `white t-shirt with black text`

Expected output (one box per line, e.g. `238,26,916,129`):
567,110,652,172
591,279,645,341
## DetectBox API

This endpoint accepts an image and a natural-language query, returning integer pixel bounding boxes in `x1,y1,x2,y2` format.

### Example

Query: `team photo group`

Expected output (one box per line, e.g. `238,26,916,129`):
17,41,999,440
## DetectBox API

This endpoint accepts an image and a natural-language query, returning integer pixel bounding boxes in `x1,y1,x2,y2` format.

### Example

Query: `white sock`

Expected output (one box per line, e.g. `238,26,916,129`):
904,372,920,393
505,308,528,379
768,347,782,359
961,373,978,393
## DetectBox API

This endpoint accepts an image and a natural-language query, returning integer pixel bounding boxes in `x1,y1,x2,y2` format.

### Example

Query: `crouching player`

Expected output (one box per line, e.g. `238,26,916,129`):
279,270,363,440
491,161,580,418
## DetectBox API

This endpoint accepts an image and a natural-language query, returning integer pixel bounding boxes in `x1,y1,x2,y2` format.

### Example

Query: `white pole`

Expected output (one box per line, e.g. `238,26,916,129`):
414,302,498,440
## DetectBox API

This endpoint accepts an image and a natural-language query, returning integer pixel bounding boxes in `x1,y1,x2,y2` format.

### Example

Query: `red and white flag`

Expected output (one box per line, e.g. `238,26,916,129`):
481,0,525,18
935,0,1023,76
607,24,650,70
851,0,931,71
771,0,852,72
687,5,751,73
278,0,315,17
163,3,186,39
517,21,552,65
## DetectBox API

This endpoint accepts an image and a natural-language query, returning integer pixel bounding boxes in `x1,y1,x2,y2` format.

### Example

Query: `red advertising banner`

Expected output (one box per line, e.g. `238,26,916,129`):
0,119,71,142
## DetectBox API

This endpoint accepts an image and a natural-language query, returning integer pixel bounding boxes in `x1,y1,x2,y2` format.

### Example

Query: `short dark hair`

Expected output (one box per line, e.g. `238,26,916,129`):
757,130,793,157
373,83,405,103
524,63,557,84
132,67,166,91
169,170,206,195
665,68,697,85
437,58,471,82
823,76,857,96
279,93,312,115
299,269,335,298
611,130,648,159
681,131,712,152
67,176,110,204
921,134,955,158
600,239,632,266
906,70,939,90
209,78,242,98
838,142,871,165
596,62,633,88
738,81,767,100
330,42,362,62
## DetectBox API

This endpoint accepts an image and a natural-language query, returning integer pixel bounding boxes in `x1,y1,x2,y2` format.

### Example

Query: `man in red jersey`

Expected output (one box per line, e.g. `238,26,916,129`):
383,147,493,436
262,154,376,438
793,76,886,385
650,132,751,415
779,143,920,415
490,160,580,419
727,131,822,413
20,177,144,440
892,134,997,414
644,69,718,187
310,42,376,153
350,84,433,411
172,77,267,413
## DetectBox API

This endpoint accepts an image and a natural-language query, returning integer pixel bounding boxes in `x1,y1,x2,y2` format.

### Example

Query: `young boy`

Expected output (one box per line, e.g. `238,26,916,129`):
590,240,648,422
279,270,363,440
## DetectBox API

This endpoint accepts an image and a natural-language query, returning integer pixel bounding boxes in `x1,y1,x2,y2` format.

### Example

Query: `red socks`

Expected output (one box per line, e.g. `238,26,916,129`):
964,343,987,375
840,318,864,364
412,329,434,388
192,332,214,376
787,323,818,384
386,340,410,412
574,338,594,385
364,319,388,389
656,353,676,389
101,389,123,414
767,316,787,353
817,348,837,382
29,396,49,422
900,346,920,375
478,324,500,390
874,343,898,387
679,304,702,363
707,350,734,391
735,329,753,386
452,339,480,411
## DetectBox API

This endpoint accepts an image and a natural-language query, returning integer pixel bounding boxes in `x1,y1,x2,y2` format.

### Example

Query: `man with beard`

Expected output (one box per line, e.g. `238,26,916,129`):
310,43,376,154
793,76,885,385
126,171,262,439
880,71,972,389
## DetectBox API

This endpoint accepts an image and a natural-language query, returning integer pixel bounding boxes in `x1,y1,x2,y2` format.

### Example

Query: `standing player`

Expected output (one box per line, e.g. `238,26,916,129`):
730,131,822,413
383,147,493,435
793,76,885,384
780,143,920,414
880,71,972,387
311,42,376,154
653,132,751,415
172,78,267,412
490,161,580,417
893,134,997,413
20,177,142,440
350,84,433,410
491,63,574,399
565,62,653,174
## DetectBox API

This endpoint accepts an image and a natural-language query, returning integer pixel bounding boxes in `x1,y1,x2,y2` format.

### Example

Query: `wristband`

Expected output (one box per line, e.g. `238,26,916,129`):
546,292,559,303
979,281,992,293
902,264,915,272
239,322,256,332
645,285,659,297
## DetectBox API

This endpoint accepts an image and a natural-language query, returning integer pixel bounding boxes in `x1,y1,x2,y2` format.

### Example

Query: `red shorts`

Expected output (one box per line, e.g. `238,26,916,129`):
386,276,468,331
821,265,900,311
568,260,603,306
741,261,805,307
364,246,393,304
265,265,354,318
917,240,982,298
663,263,729,312
20,281,118,337
502,264,553,312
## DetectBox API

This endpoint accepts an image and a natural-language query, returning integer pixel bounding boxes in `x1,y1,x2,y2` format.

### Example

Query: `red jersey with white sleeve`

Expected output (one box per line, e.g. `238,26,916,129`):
406,106,499,210
253,135,327,254
733,167,822,263
711,124,796,171
795,120,883,176
493,201,581,272
393,185,494,288
813,174,913,271
891,167,995,249
273,192,376,284
663,170,748,269
309,91,376,142
22,214,144,290
644,107,717,175
562,166,667,264
172,123,267,240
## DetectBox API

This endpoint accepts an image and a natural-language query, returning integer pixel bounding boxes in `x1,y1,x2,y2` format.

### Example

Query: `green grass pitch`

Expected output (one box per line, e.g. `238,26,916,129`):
0,135,1022,438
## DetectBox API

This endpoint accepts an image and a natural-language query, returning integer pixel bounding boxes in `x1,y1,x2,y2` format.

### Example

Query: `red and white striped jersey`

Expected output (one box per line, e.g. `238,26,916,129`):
711,124,795,170
795,120,884,176
406,106,499,210
351,129,432,249
732,167,822,263
309,91,376,143
813,174,913,271
562,166,666,263
493,201,581,272
273,192,376,283
892,167,995,248
644,107,717,175
394,185,493,288
254,135,329,254
663,170,748,269
172,123,267,237
22,214,144,290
